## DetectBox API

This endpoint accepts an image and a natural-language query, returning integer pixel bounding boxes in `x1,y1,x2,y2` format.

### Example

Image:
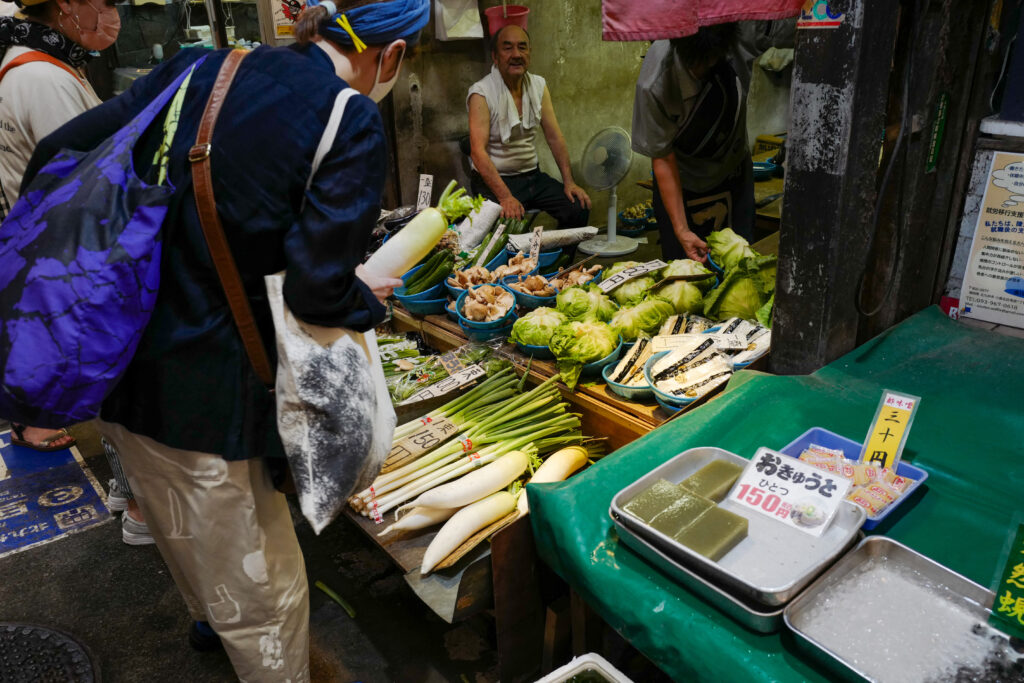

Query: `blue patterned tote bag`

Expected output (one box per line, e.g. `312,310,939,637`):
0,57,205,428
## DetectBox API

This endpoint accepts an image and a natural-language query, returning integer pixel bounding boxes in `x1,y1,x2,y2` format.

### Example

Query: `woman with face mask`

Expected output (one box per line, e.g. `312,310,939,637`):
19,0,426,679
0,0,118,462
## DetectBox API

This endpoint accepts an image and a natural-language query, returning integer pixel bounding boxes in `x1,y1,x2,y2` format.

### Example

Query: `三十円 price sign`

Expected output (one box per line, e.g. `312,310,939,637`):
596,260,667,294
859,390,920,470
727,448,852,537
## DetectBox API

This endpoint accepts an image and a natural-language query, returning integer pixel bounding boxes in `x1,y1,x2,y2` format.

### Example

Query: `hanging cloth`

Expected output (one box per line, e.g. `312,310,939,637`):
600,0,805,41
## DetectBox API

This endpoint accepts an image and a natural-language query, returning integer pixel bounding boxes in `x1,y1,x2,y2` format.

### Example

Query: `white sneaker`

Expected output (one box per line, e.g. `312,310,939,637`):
106,478,129,513
122,513,155,546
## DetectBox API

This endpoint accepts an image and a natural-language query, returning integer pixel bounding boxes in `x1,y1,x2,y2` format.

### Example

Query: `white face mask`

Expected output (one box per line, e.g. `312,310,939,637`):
367,43,404,103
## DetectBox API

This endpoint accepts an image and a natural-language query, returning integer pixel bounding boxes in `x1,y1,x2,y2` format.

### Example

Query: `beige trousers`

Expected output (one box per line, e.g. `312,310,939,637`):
99,421,310,683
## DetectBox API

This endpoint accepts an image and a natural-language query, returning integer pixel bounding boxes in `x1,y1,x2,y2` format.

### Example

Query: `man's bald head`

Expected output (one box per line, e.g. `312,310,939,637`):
491,24,531,56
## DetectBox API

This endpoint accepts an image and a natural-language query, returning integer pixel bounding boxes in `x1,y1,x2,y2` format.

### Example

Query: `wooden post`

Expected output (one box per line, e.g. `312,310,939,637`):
772,0,900,374
491,515,545,682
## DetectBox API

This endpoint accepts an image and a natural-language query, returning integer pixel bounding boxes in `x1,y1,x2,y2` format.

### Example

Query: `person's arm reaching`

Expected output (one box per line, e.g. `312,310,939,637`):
539,86,590,209
652,152,707,262
468,92,523,220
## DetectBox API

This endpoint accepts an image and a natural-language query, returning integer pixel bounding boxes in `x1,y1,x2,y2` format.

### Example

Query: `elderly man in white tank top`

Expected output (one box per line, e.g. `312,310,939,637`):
467,24,591,227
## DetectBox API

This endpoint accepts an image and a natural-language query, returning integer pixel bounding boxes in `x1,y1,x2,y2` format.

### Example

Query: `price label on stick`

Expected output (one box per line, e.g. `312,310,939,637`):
386,415,458,463
859,390,920,470
597,259,667,294
398,364,486,405
476,224,506,268
726,447,852,537
438,351,464,375
529,226,544,264
416,174,434,211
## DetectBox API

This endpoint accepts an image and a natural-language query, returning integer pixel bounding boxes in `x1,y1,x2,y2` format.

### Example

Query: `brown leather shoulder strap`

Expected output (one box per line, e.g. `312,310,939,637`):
190,49,275,390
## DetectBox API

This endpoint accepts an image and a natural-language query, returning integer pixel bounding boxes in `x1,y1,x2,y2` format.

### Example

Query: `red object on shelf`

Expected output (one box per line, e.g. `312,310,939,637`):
484,5,529,36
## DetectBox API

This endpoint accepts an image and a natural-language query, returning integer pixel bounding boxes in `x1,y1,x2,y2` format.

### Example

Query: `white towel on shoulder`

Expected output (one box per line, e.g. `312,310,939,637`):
467,65,546,144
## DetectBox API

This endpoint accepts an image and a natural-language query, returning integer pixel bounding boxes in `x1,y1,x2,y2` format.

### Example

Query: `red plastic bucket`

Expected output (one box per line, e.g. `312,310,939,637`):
484,5,530,36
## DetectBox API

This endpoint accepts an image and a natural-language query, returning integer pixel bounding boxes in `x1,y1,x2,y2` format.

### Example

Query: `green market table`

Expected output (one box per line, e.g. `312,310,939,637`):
527,307,1024,681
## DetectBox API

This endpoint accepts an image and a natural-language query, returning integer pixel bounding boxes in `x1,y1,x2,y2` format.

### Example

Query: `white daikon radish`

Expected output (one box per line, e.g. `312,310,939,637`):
364,180,482,277
376,506,457,537
517,446,589,515
421,491,515,574
398,450,529,513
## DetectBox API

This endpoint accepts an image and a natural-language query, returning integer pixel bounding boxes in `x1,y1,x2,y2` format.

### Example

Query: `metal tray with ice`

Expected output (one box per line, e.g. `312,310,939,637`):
784,536,1023,683
610,447,865,607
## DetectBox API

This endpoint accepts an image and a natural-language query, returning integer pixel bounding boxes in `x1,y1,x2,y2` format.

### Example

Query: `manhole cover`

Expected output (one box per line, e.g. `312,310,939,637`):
0,623,99,682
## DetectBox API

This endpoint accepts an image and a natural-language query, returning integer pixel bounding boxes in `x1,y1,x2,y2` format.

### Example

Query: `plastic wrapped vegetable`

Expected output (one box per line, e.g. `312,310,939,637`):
510,307,567,347
555,284,618,322
609,297,675,342
706,228,756,272
549,320,619,390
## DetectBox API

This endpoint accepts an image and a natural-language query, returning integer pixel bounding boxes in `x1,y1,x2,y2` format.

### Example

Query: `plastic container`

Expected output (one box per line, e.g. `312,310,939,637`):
459,318,515,342
484,4,529,36
445,300,459,322
581,338,623,377
505,275,557,309
779,427,928,531
514,341,554,360
484,249,509,273
706,253,725,276
394,264,444,302
456,284,517,329
643,350,698,408
445,279,467,300
534,653,633,683
654,394,683,414
601,362,653,401
401,296,447,316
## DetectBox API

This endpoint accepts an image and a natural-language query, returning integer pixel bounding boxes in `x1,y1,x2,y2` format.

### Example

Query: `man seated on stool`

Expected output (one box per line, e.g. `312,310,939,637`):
467,25,591,225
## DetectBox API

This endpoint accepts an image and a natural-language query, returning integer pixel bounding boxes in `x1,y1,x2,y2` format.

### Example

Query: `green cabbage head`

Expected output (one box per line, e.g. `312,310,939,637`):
509,307,567,347
549,320,619,389
703,254,778,321
555,284,618,322
707,228,756,271
610,298,675,341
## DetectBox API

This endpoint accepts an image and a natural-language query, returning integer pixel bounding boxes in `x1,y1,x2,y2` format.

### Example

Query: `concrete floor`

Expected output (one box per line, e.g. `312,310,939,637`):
0,421,500,683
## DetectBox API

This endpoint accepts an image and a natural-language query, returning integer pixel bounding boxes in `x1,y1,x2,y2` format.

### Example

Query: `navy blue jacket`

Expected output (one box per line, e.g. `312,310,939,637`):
24,45,388,461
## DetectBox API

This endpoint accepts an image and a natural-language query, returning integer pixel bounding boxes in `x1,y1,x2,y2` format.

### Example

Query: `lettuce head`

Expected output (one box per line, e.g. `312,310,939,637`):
549,320,619,389
509,307,566,347
610,297,675,341
703,254,778,321
555,284,618,322
707,228,757,272
654,280,704,315
610,275,658,307
756,293,774,329
662,259,716,293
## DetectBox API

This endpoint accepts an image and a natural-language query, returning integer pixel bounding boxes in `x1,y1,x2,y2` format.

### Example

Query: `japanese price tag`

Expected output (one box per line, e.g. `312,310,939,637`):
858,390,920,470
990,521,1024,639
398,364,486,405
438,351,464,375
727,447,852,537
386,415,458,464
596,260,667,294
415,174,434,211
528,226,544,264
476,223,506,267
651,333,746,353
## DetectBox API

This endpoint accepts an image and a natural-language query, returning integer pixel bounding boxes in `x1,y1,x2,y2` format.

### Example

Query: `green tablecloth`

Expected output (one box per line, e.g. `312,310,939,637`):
528,307,1024,681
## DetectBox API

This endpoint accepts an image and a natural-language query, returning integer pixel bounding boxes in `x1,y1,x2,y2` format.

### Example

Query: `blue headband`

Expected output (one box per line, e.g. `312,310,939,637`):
306,0,430,48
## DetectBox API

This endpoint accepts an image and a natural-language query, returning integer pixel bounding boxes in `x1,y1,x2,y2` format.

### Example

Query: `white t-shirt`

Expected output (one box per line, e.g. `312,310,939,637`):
0,46,100,208
467,66,546,176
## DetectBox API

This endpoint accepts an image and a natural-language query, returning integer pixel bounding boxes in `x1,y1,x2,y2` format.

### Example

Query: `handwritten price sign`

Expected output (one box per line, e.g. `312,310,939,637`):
727,448,852,537
416,174,434,211
596,260,667,294
859,390,920,470
398,364,486,405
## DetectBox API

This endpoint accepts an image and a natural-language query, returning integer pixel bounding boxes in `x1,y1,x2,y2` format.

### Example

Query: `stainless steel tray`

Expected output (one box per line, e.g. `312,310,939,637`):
612,512,785,633
610,447,865,607
785,536,1018,683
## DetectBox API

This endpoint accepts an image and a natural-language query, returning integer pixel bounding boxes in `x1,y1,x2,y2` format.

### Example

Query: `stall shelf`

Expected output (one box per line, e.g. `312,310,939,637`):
527,307,1024,681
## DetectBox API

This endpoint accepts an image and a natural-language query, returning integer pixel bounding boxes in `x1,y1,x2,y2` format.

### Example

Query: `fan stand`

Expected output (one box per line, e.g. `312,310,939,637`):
578,186,639,256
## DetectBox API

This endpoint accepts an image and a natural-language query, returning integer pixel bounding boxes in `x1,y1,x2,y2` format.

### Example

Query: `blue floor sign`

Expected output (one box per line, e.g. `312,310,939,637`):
0,430,111,558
